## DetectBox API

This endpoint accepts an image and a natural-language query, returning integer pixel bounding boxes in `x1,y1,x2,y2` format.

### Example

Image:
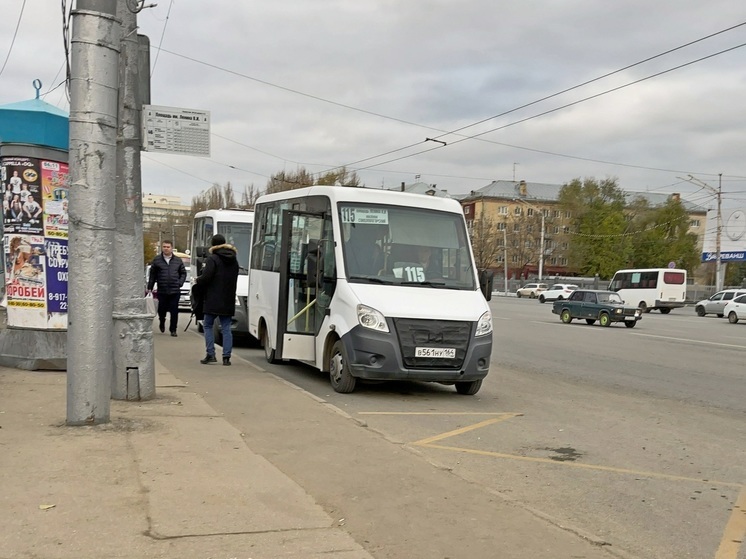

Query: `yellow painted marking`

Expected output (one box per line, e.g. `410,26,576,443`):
421,443,742,488
359,412,520,416
715,486,746,559
412,414,521,446
632,333,746,350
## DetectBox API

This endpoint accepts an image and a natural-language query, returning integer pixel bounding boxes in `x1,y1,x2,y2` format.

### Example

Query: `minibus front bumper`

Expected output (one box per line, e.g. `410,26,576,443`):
340,323,492,382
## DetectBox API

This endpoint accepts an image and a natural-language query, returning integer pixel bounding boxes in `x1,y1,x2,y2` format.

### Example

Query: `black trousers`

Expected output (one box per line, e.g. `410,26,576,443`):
157,292,180,333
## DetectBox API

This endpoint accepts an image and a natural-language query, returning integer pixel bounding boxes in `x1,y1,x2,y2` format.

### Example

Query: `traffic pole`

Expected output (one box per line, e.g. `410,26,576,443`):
66,0,120,425
111,0,155,400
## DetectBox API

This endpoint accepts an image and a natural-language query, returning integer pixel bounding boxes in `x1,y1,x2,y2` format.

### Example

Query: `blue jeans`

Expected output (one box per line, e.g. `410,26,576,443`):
203,314,233,357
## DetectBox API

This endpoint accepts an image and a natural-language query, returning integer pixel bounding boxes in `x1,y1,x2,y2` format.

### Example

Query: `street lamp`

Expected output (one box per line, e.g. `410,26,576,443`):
514,199,545,280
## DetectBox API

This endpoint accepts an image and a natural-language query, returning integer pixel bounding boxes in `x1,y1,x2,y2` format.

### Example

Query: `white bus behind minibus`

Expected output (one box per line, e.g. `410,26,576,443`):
191,209,255,342
248,186,493,395
608,267,687,313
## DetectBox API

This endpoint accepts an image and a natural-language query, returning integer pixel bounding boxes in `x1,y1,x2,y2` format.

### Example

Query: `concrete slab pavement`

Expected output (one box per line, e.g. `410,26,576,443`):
0,323,374,559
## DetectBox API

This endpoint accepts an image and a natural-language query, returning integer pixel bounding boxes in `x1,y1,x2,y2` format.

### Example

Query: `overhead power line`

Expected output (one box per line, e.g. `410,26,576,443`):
0,0,27,79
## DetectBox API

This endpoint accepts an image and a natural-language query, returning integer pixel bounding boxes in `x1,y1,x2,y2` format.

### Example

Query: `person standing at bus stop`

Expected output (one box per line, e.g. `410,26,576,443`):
193,233,239,366
147,240,187,336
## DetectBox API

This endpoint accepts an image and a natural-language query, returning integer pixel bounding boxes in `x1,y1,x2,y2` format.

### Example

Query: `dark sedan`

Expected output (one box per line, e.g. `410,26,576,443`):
552,289,642,327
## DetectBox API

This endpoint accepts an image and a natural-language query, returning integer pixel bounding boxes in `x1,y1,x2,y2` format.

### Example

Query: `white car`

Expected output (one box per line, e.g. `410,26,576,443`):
723,294,746,324
516,283,548,298
694,288,746,317
538,283,579,303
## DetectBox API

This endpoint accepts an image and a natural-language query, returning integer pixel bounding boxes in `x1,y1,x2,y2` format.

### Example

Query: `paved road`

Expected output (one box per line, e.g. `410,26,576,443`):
225,299,746,559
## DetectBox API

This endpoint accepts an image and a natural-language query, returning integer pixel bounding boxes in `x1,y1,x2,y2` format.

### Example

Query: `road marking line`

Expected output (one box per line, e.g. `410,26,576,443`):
411,414,522,446
632,333,746,349
715,486,746,559
359,412,521,416
420,443,742,488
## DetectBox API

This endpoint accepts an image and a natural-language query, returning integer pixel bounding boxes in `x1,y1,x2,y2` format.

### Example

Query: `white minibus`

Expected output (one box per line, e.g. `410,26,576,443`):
608,267,687,313
248,186,493,395
191,209,255,342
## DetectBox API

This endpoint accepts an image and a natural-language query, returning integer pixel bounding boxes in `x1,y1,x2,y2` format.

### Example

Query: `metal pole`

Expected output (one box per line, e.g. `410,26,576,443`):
67,0,120,425
539,212,545,280
715,173,723,291
503,227,508,295
112,0,155,401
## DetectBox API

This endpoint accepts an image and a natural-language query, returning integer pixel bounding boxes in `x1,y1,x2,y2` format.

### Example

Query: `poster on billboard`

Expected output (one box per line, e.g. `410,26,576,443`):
4,234,47,328
2,157,44,236
701,208,746,262
41,160,69,239
1,156,69,329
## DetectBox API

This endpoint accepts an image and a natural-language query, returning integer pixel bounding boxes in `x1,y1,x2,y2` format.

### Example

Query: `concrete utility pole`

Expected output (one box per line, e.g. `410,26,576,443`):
67,0,120,425
682,174,723,290
112,0,155,401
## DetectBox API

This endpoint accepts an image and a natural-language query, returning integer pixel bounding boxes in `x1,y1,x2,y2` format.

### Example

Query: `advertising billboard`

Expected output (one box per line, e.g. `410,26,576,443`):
701,207,746,263
2,156,69,329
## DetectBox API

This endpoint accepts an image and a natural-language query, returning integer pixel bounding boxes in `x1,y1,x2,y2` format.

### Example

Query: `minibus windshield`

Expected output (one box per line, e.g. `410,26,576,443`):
339,203,476,290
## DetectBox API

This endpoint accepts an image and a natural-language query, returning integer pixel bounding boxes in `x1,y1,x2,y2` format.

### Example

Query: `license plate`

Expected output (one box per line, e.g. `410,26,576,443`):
624,316,636,321
415,347,455,358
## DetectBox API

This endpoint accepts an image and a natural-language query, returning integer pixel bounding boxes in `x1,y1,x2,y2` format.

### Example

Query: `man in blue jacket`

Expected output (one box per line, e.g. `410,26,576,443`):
147,240,187,337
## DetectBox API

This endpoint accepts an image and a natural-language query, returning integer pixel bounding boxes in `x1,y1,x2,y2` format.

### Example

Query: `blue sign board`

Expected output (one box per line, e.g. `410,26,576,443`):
701,251,746,263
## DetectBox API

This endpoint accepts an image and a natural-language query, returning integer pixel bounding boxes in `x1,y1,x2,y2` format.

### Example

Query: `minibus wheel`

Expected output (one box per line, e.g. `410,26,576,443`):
455,379,482,395
330,340,356,393
262,326,277,364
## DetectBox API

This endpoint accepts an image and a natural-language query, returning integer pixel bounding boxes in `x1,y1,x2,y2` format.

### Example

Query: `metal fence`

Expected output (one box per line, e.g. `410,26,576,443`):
493,274,737,305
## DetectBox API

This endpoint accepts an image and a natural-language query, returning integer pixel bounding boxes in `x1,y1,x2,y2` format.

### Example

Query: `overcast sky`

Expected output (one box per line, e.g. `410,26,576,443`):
1,1,745,211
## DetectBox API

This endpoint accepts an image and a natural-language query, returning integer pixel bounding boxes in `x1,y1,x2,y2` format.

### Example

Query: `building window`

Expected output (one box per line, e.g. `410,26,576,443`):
526,207,534,216
525,240,533,248
513,223,521,232
499,206,508,215
564,210,571,218
549,257,557,265
514,206,523,215
562,242,568,250
690,219,700,227
553,226,560,234
552,210,560,218
563,226,570,233
526,224,534,233
497,222,506,231
512,255,520,263
496,254,504,262
464,206,471,215
560,257,568,266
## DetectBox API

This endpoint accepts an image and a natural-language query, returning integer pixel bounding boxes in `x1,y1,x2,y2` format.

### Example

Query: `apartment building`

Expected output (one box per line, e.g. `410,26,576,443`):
460,180,707,279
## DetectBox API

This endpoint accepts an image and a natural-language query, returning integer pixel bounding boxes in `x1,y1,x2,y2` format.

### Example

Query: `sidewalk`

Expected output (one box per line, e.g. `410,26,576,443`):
0,324,374,559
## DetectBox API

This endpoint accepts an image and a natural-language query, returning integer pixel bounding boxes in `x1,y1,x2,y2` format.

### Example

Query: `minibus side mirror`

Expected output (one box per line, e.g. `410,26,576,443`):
479,269,494,301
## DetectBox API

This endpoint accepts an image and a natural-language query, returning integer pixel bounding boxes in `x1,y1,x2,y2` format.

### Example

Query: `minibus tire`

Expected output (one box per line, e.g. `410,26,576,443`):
330,340,356,393
262,327,277,364
455,379,482,395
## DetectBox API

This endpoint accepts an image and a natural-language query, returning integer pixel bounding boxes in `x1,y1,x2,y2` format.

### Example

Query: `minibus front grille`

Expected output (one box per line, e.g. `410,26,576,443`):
392,318,472,369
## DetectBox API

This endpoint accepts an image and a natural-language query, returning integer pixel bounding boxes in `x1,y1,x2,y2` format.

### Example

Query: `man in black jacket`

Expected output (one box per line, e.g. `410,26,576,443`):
147,240,187,337
194,234,239,365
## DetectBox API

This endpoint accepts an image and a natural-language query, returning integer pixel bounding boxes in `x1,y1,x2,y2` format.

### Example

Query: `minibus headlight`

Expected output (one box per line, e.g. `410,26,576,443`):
357,304,389,332
476,310,493,337
235,296,241,307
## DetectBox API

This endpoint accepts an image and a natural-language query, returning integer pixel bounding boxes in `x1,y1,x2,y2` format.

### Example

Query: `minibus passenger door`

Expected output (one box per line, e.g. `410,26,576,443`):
276,210,326,362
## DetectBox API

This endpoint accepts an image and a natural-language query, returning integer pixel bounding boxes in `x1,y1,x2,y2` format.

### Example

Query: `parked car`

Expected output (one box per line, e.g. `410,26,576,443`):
694,289,746,317
723,294,746,324
538,283,578,303
552,289,642,327
516,282,548,298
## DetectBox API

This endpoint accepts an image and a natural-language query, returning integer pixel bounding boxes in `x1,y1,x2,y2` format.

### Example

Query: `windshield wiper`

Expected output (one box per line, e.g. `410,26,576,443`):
348,275,394,285
400,280,449,288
